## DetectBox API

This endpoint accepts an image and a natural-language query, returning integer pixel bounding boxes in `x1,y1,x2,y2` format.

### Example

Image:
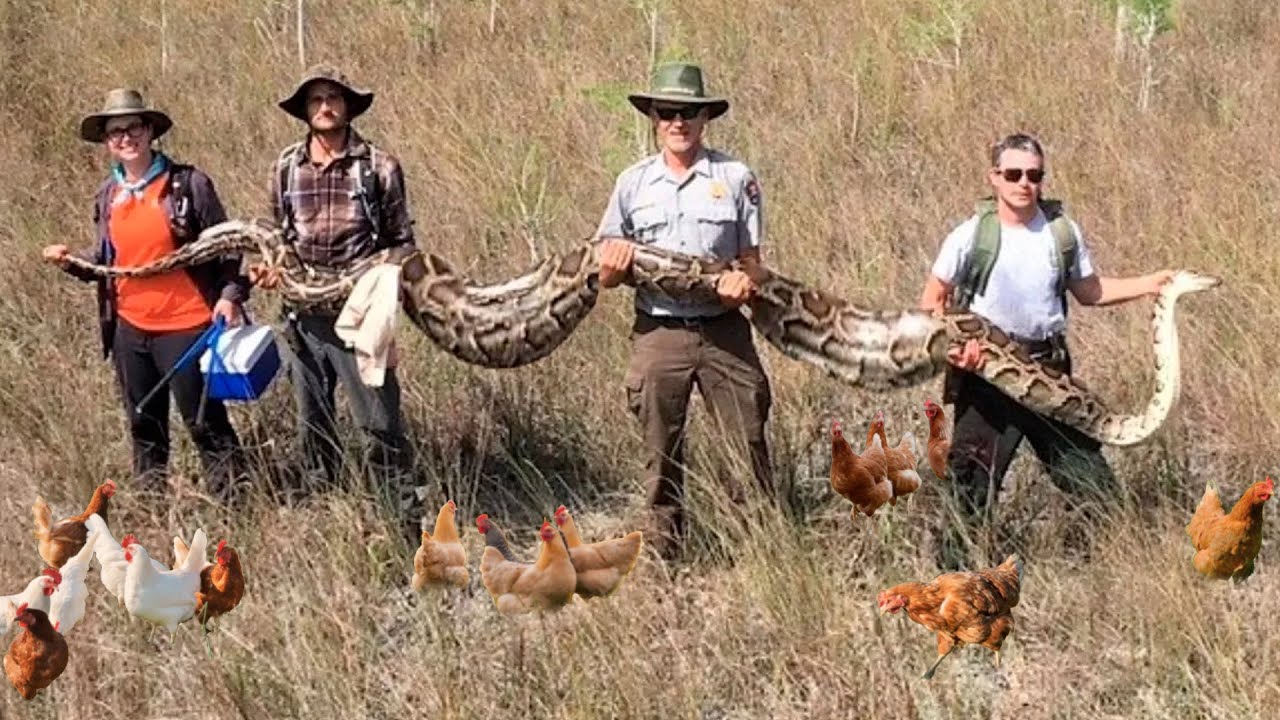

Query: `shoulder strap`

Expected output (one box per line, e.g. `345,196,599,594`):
165,163,195,237
276,142,303,236
1040,198,1078,298
953,198,1000,310
353,147,383,245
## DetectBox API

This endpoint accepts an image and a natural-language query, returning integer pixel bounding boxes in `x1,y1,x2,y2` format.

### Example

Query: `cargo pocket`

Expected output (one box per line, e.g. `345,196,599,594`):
695,202,739,256
629,206,668,245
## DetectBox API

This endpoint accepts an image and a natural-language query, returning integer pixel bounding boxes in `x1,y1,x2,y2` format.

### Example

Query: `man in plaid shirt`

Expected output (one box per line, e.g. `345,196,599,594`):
262,64,417,514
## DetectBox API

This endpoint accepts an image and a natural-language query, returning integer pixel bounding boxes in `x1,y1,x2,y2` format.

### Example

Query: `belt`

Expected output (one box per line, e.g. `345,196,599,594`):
1009,333,1066,361
638,311,729,328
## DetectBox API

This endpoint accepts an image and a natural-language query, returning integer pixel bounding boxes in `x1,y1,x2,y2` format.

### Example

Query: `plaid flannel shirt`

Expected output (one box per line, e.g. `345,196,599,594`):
268,128,415,269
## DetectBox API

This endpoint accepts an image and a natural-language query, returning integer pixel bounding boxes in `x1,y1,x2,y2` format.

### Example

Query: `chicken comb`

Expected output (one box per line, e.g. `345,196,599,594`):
14,603,27,616
555,504,568,516
874,410,884,421
120,533,137,548
1265,476,1274,490
831,419,843,433
445,499,456,510
42,567,62,584
103,478,118,492
475,514,490,532
217,539,228,553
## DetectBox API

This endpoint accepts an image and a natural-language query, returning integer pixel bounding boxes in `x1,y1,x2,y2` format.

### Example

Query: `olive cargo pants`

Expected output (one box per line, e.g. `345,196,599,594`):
624,310,774,559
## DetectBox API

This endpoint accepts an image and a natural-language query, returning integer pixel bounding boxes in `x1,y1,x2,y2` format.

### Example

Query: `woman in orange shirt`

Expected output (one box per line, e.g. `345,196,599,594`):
43,89,249,501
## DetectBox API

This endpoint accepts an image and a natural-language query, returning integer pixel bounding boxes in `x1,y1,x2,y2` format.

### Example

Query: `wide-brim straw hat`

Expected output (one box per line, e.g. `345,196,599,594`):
78,88,173,143
278,64,374,122
627,62,729,120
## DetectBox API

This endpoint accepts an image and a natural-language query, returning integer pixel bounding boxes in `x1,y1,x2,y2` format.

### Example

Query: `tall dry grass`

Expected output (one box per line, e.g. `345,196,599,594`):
0,0,1277,717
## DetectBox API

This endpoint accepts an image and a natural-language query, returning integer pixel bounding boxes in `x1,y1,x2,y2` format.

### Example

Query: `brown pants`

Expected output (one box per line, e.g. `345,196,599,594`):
624,310,774,557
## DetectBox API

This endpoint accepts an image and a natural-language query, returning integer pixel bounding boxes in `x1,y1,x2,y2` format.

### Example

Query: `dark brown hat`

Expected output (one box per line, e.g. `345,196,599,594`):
78,88,173,143
278,63,374,122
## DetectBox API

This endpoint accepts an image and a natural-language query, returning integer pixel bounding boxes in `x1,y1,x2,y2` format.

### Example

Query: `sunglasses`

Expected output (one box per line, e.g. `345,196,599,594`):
998,167,1045,184
105,122,148,142
653,105,703,121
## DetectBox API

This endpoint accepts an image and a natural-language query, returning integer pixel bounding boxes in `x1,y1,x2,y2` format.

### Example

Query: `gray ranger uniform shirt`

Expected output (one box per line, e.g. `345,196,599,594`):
596,147,763,318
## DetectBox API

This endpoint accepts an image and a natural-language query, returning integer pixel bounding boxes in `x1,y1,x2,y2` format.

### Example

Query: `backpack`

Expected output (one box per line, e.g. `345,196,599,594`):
274,142,384,248
950,197,1079,312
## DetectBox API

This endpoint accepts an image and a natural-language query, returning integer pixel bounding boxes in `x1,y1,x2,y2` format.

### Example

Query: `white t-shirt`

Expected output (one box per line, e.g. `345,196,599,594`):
931,209,1096,340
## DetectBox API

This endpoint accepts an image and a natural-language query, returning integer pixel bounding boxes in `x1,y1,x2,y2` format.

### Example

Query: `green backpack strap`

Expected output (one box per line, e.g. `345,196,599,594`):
952,197,1078,310
1040,199,1078,298
952,198,1001,310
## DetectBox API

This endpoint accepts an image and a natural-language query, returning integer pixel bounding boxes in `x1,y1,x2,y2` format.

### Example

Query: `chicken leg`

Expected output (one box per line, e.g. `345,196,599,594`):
922,634,957,680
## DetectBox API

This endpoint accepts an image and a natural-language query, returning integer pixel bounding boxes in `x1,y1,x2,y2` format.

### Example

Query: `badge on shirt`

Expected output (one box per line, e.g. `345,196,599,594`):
709,181,727,200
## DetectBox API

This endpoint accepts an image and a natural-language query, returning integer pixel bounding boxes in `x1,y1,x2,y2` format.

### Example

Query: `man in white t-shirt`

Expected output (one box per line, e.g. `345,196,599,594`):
919,133,1173,566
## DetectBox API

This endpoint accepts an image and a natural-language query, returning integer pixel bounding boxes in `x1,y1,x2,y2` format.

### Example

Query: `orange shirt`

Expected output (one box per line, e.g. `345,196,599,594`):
108,173,212,332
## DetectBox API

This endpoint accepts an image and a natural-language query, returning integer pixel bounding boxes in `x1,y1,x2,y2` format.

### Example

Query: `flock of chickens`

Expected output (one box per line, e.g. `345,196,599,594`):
412,501,644,614
4,397,1271,697
1,480,245,700
829,399,1274,679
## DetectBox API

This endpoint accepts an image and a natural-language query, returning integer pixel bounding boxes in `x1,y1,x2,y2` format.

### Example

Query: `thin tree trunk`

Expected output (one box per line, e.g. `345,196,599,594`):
296,0,306,68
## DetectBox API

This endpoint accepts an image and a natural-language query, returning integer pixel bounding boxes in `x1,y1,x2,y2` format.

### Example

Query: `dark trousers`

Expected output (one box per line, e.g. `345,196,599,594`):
624,310,774,559
111,318,244,493
285,312,413,492
942,349,1115,567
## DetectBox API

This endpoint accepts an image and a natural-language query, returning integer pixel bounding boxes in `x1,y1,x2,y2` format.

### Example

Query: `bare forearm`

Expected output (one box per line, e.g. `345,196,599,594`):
1091,275,1155,306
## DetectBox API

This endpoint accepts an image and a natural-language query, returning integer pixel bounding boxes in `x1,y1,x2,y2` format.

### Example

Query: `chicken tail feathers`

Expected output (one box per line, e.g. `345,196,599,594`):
1001,554,1023,583
31,496,52,539
899,431,919,457
1186,483,1225,547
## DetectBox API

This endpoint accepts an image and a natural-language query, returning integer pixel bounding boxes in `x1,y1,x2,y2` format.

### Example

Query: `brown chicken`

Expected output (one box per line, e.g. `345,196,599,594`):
413,500,469,591
32,479,117,569
1186,477,1273,582
195,540,245,625
553,505,643,599
476,516,576,615
831,420,892,522
878,554,1023,680
923,399,951,481
4,605,68,700
868,410,922,505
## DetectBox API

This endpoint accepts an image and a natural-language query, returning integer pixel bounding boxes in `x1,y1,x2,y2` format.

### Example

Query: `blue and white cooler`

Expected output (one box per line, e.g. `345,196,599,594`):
199,323,282,402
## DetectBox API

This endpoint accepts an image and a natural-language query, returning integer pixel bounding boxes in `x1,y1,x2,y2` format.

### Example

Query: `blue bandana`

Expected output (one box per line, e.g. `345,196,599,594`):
111,152,170,204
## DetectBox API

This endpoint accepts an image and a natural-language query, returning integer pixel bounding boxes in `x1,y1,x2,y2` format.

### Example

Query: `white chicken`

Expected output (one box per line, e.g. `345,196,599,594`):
1,569,61,635
88,514,169,605
47,528,100,634
121,534,202,633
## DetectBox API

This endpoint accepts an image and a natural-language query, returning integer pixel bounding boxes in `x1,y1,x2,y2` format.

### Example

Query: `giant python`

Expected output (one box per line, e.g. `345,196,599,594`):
60,218,1220,447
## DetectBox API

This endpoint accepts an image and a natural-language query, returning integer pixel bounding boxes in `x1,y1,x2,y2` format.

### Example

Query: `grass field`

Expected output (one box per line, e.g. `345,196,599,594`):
0,0,1277,718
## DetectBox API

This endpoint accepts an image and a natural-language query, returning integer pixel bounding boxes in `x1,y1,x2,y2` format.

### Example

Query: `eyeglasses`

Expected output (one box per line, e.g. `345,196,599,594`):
998,167,1045,184
653,105,702,121
105,122,148,143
